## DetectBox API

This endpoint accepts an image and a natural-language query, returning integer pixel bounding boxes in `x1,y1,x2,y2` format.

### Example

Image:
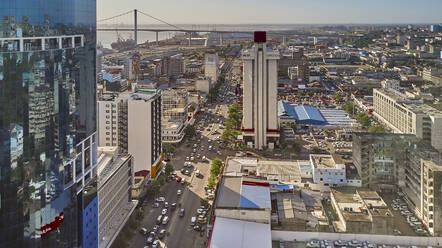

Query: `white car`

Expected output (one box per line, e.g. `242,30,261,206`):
177,190,182,196
161,209,168,215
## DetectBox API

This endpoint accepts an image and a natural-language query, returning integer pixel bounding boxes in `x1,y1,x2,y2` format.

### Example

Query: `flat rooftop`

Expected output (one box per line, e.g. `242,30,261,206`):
310,154,336,169
216,176,271,209
209,217,271,248
257,160,301,184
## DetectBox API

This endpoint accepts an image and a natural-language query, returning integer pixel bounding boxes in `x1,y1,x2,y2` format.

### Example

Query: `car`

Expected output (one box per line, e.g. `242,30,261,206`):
147,236,154,245
193,225,202,231
195,170,201,177
140,227,148,235
176,176,182,182
152,240,161,248
177,189,182,196
162,216,169,225
152,225,160,233
156,215,163,224
171,203,177,210
196,208,204,214
181,178,186,185
179,208,185,217
158,229,166,239
156,197,165,202
184,170,190,175
161,209,167,215
152,202,160,208
164,202,169,208
191,216,197,226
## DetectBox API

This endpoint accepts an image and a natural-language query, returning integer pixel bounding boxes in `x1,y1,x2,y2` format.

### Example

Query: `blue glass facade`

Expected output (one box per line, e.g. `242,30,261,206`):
0,1,97,247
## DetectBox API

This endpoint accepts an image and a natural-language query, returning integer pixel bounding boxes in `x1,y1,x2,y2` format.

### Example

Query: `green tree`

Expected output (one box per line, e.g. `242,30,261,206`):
208,176,216,189
184,125,197,138
312,146,322,154
147,180,161,198
210,158,223,177
164,163,174,177
162,143,175,156
343,102,355,115
368,125,385,133
135,208,144,221
356,112,371,127
334,92,344,103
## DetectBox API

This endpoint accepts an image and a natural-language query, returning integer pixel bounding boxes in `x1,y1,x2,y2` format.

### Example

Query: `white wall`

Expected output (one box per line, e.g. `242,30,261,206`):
271,231,442,247
215,208,270,224
128,100,152,172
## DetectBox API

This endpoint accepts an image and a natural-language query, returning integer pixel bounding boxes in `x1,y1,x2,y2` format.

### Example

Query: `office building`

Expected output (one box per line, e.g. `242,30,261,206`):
430,24,442,32
242,32,280,149
278,47,309,83
373,88,442,151
161,89,189,143
97,147,136,248
205,53,219,82
161,54,184,76
0,1,98,247
97,90,162,177
352,132,442,236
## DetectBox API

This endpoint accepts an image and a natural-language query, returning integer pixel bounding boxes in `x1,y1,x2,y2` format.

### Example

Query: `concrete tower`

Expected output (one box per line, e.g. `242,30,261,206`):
241,31,280,149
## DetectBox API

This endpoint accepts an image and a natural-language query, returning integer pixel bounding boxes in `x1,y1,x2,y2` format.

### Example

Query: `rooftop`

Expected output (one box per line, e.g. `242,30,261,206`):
310,154,342,169
209,217,271,248
216,176,271,209
97,147,132,186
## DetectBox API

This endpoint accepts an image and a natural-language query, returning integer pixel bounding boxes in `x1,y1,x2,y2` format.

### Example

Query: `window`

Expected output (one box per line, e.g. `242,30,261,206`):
320,178,323,181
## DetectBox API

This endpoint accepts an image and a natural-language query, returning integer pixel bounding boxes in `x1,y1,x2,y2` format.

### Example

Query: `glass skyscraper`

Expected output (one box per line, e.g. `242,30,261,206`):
0,1,98,247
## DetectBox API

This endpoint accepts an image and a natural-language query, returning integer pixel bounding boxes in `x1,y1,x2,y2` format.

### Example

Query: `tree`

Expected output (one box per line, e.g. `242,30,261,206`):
356,112,371,128
343,102,355,115
208,176,216,189
135,208,144,221
164,163,174,177
334,92,344,103
312,146,322,154
184,125,197,138
368,125,385,133
147,180,161,198
210,158,223,177
162,143,175,156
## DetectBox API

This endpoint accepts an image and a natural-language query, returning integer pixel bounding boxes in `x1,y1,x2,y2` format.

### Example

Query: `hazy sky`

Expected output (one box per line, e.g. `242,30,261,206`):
98,0,442,24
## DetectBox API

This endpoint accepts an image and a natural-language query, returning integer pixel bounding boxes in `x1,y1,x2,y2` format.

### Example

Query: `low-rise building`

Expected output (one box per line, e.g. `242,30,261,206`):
310,154,346,185
331,189,394,234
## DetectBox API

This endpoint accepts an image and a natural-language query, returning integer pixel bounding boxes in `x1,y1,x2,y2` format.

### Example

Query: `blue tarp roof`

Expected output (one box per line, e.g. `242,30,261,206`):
278,101,326,126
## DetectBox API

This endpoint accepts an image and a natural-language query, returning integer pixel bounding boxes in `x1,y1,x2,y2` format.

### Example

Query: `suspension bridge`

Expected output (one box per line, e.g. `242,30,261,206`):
97,9,289,46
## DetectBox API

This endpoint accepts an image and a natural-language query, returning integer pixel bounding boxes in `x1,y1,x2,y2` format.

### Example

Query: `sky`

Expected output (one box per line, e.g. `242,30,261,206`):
98,0,442,25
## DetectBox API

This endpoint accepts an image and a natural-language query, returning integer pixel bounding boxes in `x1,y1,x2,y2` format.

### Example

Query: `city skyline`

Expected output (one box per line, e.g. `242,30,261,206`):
98,0,442,25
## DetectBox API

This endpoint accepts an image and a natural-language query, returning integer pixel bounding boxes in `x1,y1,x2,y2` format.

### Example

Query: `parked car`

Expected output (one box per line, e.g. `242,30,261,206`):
152,240,161,248
158,229,166,239
161,209,167,215
162,216,169,225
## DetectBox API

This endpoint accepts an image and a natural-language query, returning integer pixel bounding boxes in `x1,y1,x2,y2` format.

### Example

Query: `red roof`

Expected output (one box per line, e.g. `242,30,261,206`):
135,170,150,178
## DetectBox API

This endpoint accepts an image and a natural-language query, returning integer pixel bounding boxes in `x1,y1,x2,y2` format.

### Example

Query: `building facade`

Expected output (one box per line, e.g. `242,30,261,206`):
242,32,280,149
373,88,442,151
0,1,98,247
97,148,135,248
97,96,119,147
204,53,219,83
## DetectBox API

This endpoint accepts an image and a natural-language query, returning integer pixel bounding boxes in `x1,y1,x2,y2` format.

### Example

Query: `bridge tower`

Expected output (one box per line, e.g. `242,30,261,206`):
134,9,138,45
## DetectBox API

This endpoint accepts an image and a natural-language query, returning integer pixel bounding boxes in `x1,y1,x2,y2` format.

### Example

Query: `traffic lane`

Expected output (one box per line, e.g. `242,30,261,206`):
131,180,182,247
166,161,212,247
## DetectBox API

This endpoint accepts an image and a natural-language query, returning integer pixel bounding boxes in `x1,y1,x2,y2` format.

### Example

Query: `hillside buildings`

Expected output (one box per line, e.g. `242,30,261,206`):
242,32,280,149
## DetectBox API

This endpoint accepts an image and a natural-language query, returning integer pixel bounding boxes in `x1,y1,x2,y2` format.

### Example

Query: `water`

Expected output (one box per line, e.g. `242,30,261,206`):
97,23,312,48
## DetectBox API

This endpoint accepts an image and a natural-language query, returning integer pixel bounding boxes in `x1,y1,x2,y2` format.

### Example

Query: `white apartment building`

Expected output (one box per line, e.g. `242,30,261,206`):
97,90,162,177
310,154,346,185
242,32,280,149
161,89,189,143
420,159,442,236
97,96,119,147
204,53,219,83
373,88,442,151
97,147,135,248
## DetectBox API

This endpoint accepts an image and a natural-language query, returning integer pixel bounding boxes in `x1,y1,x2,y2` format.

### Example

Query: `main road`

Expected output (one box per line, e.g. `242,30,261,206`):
129,64,236,248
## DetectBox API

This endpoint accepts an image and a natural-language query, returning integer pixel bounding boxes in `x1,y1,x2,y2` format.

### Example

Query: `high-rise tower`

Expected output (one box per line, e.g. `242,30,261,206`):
0,1,98,247
241,32,280,150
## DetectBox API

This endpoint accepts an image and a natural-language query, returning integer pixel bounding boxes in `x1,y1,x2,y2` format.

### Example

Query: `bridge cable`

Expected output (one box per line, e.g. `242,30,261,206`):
137,10,184,31
97,10,133,23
